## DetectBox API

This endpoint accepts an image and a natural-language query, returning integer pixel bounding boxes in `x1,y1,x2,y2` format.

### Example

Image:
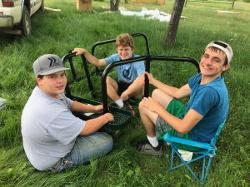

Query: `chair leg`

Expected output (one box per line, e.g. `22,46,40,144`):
201,156,206,181
200,156,213,183
167,145,214,184
169,146,175,170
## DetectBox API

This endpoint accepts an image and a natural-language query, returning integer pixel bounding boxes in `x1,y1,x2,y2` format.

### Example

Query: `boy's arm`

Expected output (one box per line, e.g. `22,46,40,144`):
72,48,106,67
159,108,203,134
71,101,103,113
80,113,114,135
141,97,203,134
146,72,191,99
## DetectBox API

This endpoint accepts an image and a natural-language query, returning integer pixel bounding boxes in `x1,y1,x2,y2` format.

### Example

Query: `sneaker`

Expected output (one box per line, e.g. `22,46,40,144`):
136,139,163,156
123,101,135,116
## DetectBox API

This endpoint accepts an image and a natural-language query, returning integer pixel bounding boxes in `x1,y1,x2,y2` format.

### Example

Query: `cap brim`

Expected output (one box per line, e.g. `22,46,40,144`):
38,67,70,76
206,42,233,64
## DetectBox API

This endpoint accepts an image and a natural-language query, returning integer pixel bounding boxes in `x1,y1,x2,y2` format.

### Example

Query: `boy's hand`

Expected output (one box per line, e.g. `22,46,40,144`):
141,97,162,113
72,48,86,56
105,113,114,123
94,105,103,113
145,72,155,84
120,92,129,101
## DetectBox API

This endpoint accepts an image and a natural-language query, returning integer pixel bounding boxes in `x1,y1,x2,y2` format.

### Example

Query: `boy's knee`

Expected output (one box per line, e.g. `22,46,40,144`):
99,132,113,143
152,89,162,99
97,132,113,152
138,101,146,112
106,76,112,85
103,135,113,153
106,77,117,90
137,75,145,85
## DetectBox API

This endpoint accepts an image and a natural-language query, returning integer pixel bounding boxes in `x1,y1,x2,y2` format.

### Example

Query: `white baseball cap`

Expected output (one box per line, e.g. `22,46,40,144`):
206,41,233,64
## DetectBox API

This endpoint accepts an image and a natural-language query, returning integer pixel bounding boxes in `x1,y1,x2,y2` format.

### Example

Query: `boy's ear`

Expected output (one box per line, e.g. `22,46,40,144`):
36,77,42,86
223,64,230,71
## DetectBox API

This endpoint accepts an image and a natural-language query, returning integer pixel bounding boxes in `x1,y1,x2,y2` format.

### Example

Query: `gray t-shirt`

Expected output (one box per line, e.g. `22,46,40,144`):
21,87,85,170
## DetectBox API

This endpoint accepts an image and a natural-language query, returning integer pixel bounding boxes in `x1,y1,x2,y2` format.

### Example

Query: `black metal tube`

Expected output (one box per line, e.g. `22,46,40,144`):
91,33,151,77
69,57,76,80
62,53,77,98
91,33,150,56
62,52,95,98
144,56,151,97
101,55,199,113
80,55,94,95
101,56,148,113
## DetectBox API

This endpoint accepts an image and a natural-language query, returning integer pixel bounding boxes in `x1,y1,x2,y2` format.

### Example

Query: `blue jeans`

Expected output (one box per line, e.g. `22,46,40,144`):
50,132,113,172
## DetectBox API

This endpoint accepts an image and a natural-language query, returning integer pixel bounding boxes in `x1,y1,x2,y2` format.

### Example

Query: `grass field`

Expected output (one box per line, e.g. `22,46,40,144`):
0,0,249,186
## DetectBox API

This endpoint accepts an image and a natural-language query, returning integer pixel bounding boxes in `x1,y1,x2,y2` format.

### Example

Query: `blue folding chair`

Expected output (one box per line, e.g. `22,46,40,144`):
162,122,226,184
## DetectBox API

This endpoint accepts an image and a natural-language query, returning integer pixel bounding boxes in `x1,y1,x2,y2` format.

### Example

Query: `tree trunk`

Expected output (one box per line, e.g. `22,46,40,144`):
110,0,120,11
232,0,235,9
165,0,185,46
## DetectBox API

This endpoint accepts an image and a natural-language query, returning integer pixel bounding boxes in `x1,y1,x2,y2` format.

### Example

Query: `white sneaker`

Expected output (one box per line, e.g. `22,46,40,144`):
178,149,193,161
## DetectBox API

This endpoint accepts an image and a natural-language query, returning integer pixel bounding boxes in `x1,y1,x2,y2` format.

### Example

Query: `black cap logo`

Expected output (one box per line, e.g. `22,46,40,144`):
48,57,60,67
122,66,132,80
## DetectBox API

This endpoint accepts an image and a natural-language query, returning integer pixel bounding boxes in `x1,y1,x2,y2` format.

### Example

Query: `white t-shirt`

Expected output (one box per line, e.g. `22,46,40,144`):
21,87,85,170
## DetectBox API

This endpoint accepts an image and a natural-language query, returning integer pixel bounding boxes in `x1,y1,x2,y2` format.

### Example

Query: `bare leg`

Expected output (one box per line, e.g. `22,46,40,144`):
138,101,158,137
138,101,163,155
152,89,173,108
106,76,120,102
139,89,173,137
121,74,145,101
137,89,174,155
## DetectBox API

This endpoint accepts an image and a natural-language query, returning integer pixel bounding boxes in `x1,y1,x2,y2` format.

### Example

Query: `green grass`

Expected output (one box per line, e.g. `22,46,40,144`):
0,0,250,186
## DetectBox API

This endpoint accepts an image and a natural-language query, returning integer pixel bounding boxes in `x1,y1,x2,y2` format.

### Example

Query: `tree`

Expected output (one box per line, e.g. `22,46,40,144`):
165,0,185,46
110,0,120,11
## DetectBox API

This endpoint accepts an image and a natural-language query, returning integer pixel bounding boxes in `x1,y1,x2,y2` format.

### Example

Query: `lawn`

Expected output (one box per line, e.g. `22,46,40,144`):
0,0,249,186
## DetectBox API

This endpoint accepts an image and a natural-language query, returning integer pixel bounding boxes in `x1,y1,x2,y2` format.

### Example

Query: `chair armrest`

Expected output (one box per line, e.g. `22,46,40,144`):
163,133,215,151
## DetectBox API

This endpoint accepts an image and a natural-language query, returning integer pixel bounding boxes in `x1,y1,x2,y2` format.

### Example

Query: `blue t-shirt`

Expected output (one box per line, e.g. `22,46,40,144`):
186,73,229,142
105,54,145,83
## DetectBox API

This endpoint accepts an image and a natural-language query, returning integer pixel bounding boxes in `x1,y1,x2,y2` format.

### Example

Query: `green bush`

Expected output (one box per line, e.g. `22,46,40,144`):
243,0,250,2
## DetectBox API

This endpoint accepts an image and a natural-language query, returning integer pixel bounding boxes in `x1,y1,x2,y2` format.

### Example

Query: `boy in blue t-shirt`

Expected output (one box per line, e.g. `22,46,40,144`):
73,33,145,108
137,41,233,155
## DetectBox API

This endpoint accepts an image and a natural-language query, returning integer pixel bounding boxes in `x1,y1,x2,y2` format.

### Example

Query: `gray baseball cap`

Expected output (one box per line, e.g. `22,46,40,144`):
33,54,69,76
206,41,233,64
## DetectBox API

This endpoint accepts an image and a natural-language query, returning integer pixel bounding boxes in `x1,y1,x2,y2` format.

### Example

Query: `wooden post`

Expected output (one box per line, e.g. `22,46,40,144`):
157,0,165,5
75,0,92,11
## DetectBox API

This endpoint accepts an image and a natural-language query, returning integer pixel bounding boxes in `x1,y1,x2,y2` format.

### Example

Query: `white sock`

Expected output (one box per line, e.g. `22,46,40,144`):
115,98,124,108
147,135,159,147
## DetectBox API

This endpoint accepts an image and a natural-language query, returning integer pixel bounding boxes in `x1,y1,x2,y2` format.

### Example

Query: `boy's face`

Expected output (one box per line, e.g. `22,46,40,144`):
116,45,133,60
36,71,67,98
200,48,229,77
